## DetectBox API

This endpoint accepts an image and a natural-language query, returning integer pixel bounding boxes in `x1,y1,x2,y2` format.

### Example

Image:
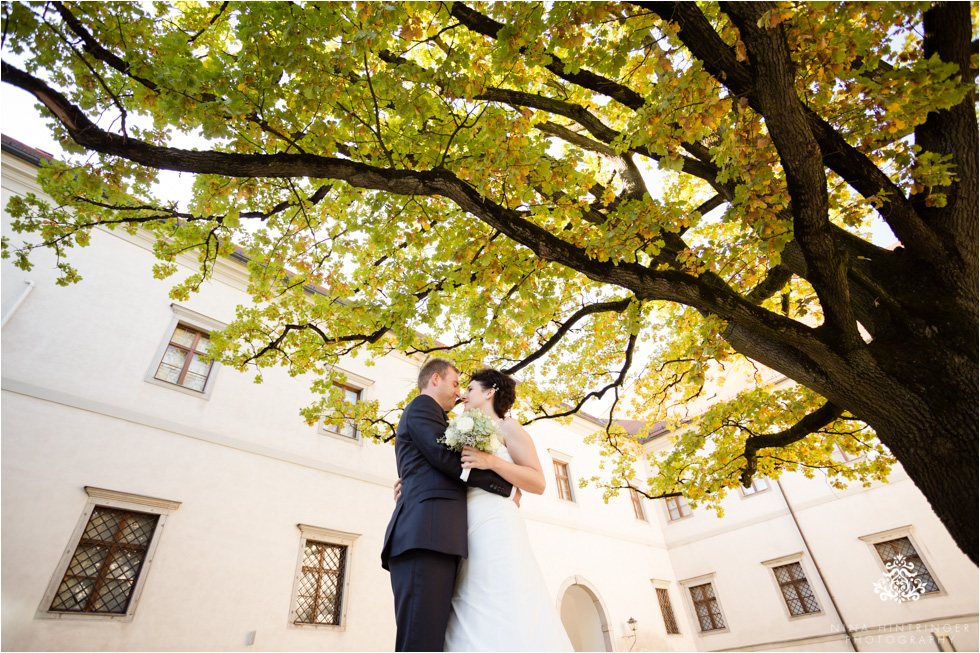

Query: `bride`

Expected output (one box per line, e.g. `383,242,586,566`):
446,368,573,652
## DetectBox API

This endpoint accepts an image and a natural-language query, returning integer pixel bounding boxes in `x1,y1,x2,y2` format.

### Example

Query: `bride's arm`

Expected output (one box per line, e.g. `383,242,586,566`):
461,421,546,494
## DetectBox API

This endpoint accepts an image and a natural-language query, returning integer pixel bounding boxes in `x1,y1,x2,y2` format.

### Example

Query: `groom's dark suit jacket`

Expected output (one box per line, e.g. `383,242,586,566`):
381,394,512,570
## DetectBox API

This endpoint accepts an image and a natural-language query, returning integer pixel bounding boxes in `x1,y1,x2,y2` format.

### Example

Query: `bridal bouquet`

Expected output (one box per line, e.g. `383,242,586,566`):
440,409,501,481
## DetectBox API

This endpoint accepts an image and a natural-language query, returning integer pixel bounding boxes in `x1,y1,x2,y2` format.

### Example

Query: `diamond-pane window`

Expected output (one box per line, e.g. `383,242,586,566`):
49,507,159,614
773,562,821,615
874,537,939,594
689,582,725,631
656,587,680,634
294,541,348,625
154,325,213,392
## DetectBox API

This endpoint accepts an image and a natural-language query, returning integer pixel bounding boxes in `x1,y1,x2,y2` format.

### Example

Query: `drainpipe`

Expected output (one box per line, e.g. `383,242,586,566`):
776,479,858,652
1,280,35,329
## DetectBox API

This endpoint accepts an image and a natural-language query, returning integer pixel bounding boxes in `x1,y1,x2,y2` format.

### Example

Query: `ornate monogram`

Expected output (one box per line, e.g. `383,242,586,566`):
873,554,926,603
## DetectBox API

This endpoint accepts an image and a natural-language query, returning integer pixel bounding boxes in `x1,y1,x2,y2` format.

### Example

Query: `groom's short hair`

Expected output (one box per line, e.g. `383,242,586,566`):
418,358,458,391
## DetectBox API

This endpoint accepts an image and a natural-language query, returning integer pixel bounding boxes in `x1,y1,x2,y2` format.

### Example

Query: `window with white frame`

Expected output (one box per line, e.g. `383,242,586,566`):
762,553,822,619
322,384,362,439
548,450,575,502
290,525,360,628
860,527,942,599
154,324,214,391
772,562,821,616
651,581,680,635
630,488,647,521
739,477,769,496
665,495,692,521
317,369,375,442
38,487,180,622
688,581,726,632
872,537,939,594
146,304,226,398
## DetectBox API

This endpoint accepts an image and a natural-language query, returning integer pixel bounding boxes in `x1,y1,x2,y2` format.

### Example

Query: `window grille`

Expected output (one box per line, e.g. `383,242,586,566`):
49,507,159,614
154,324,213,391
554,460,573,501
294,541,348,625
666,496,692,521
656,587,680,634
773,562,821,615
630,488,646,521
689,583,725,631
323,384,361,439
874,537,939,593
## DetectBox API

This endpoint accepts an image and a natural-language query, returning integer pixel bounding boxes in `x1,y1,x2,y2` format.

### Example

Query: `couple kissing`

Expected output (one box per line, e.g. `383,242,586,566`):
381,359,572,651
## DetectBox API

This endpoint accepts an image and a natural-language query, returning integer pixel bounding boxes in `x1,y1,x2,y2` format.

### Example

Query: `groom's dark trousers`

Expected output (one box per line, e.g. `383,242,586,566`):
382,394,513,652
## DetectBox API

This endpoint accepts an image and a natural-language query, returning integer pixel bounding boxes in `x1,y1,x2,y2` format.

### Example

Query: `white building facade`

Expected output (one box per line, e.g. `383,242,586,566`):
2,137,977,652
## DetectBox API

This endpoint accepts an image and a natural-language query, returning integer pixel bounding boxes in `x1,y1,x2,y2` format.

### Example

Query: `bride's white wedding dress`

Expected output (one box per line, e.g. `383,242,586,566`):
445,444,574,652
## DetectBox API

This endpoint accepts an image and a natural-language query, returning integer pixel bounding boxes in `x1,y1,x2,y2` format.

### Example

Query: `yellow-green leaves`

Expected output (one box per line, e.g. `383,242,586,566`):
3,1,974,520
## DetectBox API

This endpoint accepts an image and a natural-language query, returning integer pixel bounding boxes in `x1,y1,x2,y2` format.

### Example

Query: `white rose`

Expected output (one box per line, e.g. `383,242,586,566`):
456,416,475,433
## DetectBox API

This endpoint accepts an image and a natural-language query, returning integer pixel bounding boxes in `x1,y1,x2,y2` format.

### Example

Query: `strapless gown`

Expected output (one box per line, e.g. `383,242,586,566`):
444,445,574,652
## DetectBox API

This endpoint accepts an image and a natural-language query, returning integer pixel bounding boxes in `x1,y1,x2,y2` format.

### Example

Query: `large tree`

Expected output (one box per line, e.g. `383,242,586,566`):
2,2,977,561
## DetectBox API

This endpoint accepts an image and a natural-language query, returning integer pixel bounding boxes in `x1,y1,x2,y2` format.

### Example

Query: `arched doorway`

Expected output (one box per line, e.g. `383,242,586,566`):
557,576,613,652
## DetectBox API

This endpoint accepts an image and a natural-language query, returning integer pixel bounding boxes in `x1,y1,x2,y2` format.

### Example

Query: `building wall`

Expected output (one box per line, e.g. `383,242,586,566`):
644,426,979,652
2,148,676,651
2,144,976,652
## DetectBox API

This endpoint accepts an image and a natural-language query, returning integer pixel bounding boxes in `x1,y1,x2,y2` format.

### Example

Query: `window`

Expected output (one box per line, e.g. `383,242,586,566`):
38,487,180,622
145,305,226,398
322,384,361,439
873,537,939,594
154,324,214,391
656,586,680,635
689,582,726,632
630,488,647,521
49,507,158,615
295,541,347,625
665,495,692,521
740,477,769,496
290,525,359,629
772,562,821,616
554,460,573,501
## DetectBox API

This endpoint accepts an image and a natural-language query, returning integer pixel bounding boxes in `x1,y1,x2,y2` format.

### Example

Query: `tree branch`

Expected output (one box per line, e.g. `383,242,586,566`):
450,2,647,110
739,400,844,486
52,2,160,93
636,1,943,265
3,59,836,370
721,1,861,347
503,298,633,375
525,332,638,424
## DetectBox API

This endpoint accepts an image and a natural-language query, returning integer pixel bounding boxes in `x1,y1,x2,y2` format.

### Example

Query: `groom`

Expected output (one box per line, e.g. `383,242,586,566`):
382,358,514,651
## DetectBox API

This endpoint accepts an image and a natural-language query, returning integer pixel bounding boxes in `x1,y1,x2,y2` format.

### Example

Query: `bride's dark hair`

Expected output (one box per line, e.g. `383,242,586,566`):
468,368,517,418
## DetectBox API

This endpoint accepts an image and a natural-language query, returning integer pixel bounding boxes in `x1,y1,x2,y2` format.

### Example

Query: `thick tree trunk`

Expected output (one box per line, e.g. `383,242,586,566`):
871,402,978,566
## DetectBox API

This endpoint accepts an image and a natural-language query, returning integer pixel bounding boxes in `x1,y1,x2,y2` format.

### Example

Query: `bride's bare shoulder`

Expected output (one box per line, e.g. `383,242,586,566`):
500,417,529,437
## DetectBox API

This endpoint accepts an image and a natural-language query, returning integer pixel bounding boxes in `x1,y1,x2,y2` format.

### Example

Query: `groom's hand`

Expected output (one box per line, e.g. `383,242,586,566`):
393,478,402,501
513,488,522,508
